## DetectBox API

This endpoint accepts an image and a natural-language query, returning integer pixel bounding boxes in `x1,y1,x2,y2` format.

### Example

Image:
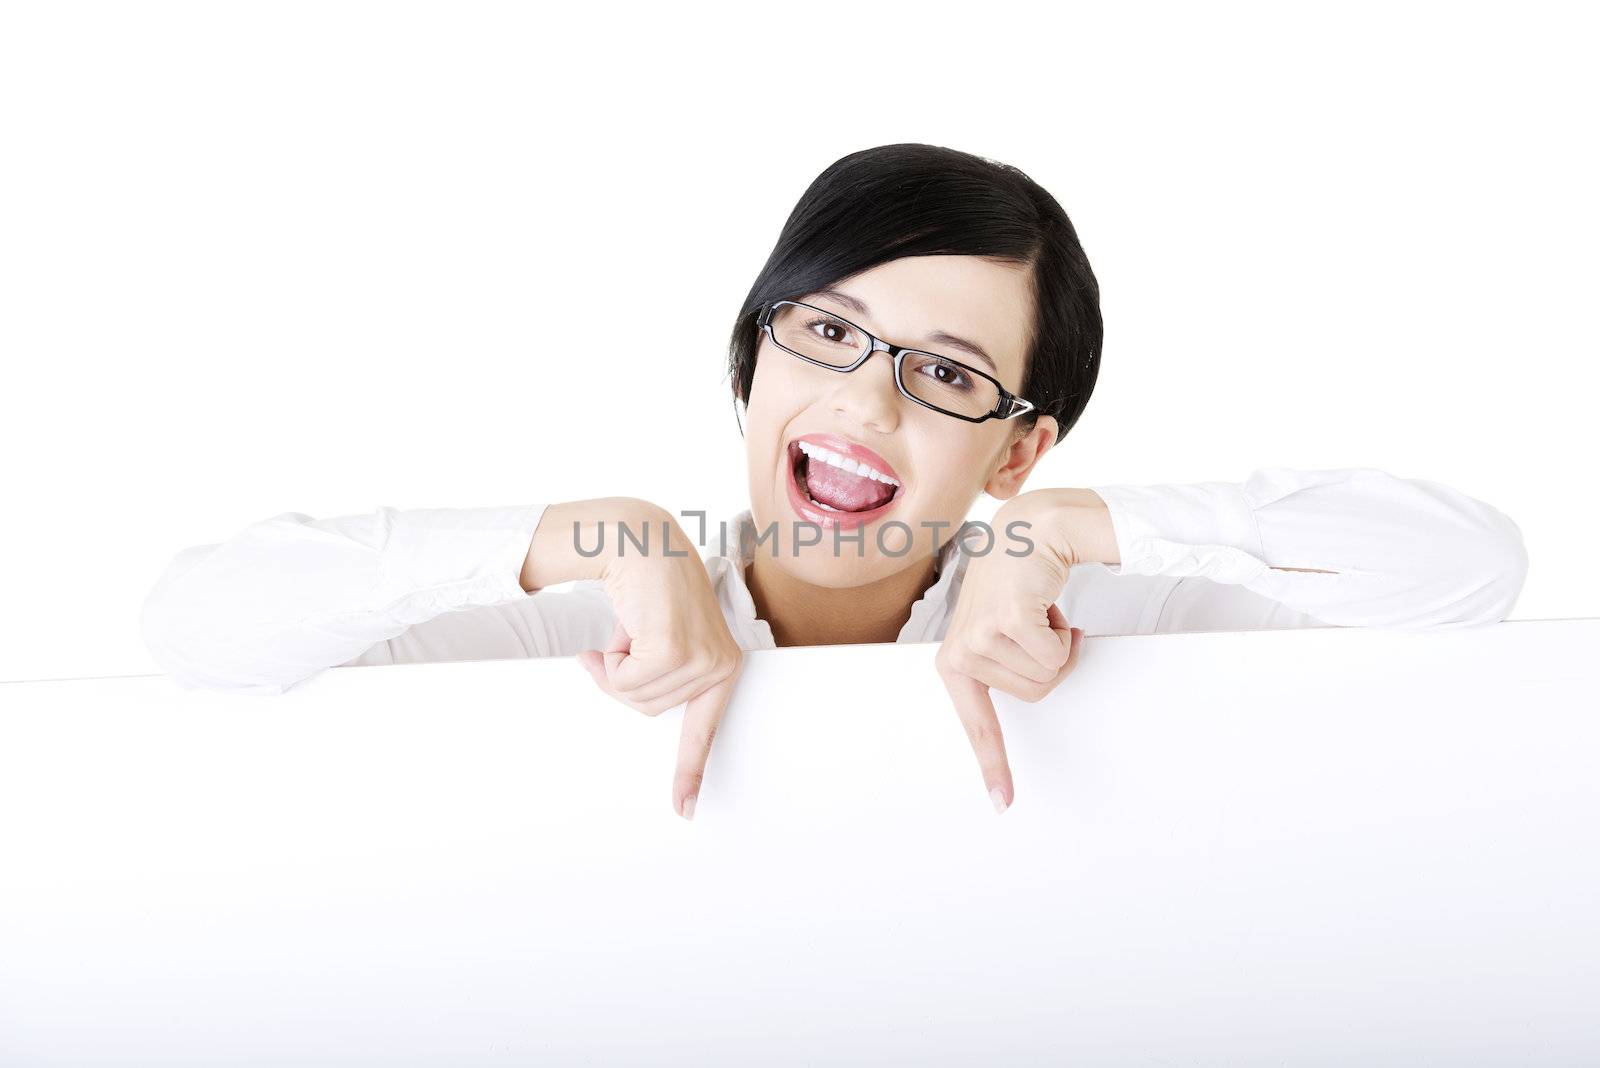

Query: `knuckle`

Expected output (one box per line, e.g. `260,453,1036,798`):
934,647,958,678
973,628,1006,659
956,648,988,679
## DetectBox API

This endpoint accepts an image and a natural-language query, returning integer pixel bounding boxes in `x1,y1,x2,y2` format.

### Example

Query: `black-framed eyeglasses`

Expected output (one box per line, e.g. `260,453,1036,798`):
757,300,1037,424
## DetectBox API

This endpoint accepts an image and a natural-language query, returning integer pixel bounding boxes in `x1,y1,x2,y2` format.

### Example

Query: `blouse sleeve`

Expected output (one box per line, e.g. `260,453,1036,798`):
1083,466,1529,633
138,502,616,696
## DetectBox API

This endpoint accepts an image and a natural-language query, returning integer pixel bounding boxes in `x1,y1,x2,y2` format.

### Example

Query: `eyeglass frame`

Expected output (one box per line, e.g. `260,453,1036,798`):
757,300,1038,424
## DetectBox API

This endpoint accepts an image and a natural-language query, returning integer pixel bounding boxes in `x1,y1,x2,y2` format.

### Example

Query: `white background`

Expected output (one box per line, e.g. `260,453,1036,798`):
1,1,1595,682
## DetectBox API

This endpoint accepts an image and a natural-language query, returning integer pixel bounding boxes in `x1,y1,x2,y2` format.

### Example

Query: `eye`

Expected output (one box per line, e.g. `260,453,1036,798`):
914,357,975,392
803,316,856,347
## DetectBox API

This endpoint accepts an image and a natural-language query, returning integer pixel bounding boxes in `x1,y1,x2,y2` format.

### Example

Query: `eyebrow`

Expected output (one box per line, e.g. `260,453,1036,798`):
811,287,999,375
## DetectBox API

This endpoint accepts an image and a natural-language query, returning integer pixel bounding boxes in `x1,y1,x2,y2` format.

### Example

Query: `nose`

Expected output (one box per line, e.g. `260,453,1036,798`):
828,350,900,434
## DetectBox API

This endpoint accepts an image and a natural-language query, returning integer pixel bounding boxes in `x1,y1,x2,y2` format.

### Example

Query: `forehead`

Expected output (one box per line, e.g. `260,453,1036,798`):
802,255,1033,380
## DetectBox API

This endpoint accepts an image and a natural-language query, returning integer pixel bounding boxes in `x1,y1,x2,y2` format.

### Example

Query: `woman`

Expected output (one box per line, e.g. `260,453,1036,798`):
140,143,1529,821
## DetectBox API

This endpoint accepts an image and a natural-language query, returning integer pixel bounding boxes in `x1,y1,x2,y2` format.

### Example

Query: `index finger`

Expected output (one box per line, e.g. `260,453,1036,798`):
672,673,737,820
940,668,1015,814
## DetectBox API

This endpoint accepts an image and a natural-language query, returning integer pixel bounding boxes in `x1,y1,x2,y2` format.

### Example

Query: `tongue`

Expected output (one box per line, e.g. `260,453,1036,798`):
805,459,895,512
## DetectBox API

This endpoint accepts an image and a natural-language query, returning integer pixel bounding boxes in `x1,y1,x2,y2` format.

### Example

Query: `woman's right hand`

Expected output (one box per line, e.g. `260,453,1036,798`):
521,498,742,822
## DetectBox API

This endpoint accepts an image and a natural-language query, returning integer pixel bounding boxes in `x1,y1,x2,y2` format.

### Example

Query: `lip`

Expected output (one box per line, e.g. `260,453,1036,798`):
783,432,905,531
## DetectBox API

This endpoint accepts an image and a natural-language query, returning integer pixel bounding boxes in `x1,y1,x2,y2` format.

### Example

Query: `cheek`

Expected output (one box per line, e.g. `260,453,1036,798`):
913,435,991,507
744,356,807,483
747,349,818,431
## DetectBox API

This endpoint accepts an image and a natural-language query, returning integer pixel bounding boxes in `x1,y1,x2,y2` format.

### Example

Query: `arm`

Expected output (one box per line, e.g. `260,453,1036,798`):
139,499,648,695
1015,466,1528,632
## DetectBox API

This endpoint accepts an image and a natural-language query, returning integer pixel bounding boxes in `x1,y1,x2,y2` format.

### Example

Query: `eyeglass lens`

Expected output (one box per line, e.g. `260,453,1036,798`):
767,303,1002,419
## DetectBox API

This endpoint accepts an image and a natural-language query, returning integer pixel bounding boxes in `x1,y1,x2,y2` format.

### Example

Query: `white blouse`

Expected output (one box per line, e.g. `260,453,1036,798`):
139,466,1530,696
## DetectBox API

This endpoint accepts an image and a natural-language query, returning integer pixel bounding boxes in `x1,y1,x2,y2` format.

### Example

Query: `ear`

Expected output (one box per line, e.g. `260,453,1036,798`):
983,416,1058,500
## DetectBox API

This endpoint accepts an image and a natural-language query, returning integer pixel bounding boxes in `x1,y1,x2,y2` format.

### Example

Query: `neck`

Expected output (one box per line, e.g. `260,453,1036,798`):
745,543,941,647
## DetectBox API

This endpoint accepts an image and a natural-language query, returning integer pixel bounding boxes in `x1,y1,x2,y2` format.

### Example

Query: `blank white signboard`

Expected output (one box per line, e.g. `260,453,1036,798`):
1,619,1596,1065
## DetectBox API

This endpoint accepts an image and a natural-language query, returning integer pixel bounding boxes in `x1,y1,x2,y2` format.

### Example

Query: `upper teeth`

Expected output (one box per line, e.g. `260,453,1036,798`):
796,441,901,486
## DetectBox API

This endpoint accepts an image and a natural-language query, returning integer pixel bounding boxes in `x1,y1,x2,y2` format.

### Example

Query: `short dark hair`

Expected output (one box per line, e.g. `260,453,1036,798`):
727,143,1102,445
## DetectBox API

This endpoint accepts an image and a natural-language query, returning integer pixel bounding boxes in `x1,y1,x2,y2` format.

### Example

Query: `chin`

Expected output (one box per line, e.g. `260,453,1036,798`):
773,541,898,588
752,500,948,593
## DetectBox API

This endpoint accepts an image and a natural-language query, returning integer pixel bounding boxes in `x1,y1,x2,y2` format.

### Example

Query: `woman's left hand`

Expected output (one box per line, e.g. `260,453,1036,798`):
934,492,1091,814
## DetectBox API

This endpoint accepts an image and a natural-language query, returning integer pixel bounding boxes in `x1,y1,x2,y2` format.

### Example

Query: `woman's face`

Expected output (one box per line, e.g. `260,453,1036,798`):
744,254,1057,588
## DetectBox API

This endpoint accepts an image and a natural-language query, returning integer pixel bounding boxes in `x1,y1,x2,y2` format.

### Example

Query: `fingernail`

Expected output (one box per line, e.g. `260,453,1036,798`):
681,795,697,821
990,787,1008,814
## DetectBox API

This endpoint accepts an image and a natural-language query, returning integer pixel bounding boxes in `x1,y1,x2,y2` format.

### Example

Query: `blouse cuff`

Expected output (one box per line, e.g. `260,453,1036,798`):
1087,481,1272,585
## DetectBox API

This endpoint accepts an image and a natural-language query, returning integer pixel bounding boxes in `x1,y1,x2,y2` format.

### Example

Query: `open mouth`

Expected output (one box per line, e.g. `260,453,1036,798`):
785,434,904,529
